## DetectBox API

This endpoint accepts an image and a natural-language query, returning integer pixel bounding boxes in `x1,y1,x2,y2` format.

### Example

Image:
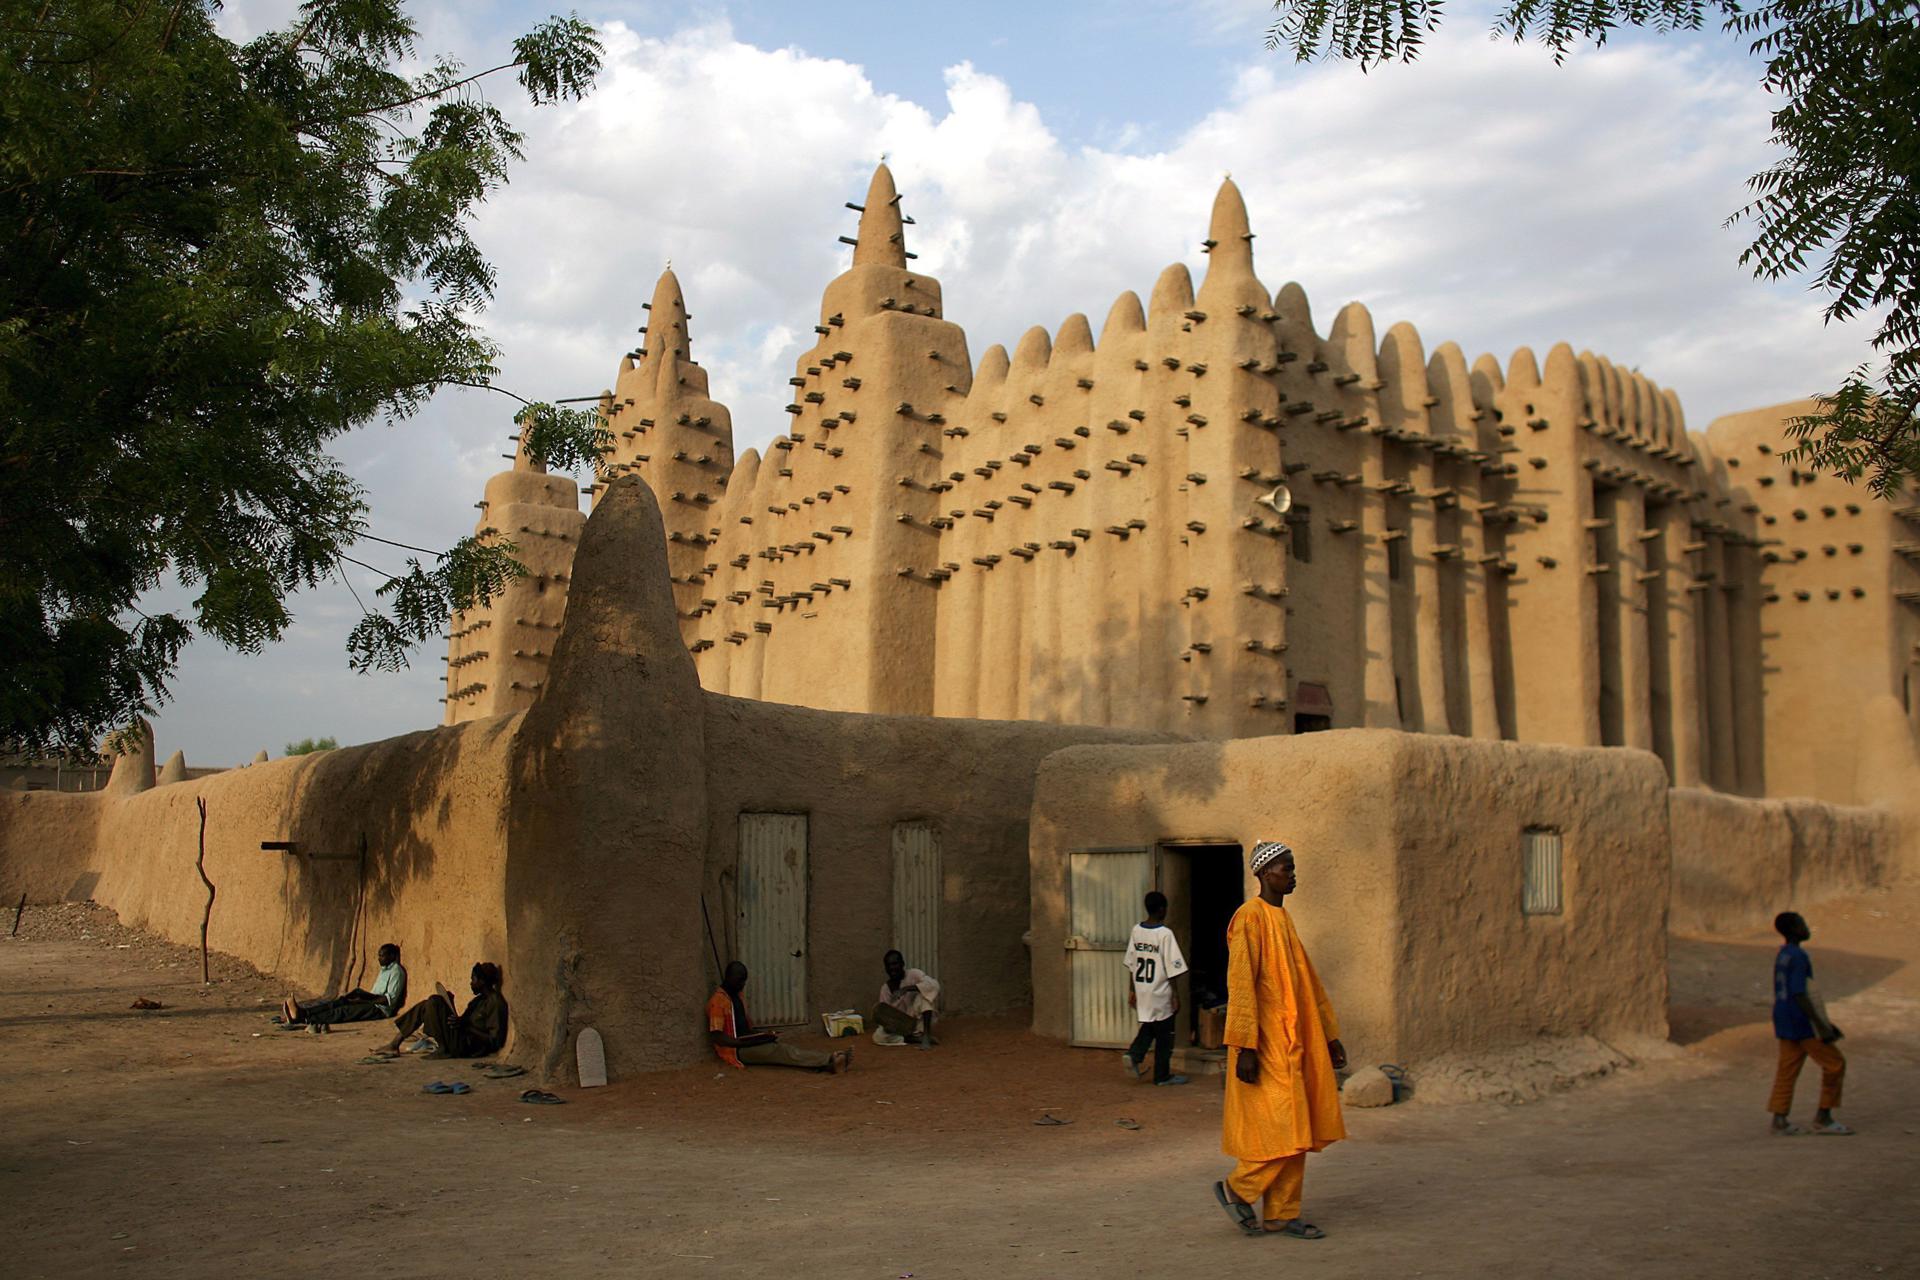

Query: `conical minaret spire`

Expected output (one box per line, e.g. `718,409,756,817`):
645,268,691,387
1205,177,1254,272
1197,177,1264,309
851,163,909,269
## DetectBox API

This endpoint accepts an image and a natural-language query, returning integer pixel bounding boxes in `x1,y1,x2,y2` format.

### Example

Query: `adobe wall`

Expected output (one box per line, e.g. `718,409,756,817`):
0,478,1177,1082
699,694,1176,1021
0,790,101,903
1386,734,1670,1061
1029,732,1671,1065
1704,401,1920,809
0,714,520,1009
1028,734,1397,1050
1669,787,1904,934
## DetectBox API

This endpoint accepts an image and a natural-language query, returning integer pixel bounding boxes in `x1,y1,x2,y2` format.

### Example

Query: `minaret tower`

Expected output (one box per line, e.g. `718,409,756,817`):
595,268,737,631
736,163,972,716
443,425,585,724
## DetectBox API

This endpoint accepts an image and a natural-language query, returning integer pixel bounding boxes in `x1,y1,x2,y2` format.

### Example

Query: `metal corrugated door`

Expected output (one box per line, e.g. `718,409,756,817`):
736,813,808,1026
1068,849,1151,1047
891,821,941,978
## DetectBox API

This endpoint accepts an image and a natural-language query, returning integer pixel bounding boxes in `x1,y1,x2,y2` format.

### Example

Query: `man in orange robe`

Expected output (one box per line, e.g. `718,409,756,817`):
1213,840,1347,1239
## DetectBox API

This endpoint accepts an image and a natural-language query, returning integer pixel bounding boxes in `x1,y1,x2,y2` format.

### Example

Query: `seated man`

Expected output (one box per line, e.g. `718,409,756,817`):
282,943,407,1029
708,961,850,1073
872,949,941,1049
379,962,509,1059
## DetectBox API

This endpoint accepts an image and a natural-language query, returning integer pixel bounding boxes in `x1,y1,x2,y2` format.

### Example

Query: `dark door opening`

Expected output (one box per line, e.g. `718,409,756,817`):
1157,842,1245,1049
1294,713,1332,733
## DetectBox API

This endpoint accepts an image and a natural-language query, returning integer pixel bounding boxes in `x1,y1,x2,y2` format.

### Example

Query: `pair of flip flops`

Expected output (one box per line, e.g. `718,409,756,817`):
422,1080,472,1095
519,1089,565,1105
1212,1181,1325,1239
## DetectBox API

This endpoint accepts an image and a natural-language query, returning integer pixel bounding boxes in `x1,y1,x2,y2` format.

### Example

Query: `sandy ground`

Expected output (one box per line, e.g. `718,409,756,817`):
2,882,1917,1280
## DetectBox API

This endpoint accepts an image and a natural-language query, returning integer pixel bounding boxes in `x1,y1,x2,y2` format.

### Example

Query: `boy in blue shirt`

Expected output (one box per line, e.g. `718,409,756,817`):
1768,912,1852,1136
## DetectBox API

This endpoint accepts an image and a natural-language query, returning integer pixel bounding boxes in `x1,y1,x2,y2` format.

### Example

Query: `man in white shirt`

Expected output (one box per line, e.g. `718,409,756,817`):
873,950,942,1049
1123,892,1189,1085
281,943,408,1030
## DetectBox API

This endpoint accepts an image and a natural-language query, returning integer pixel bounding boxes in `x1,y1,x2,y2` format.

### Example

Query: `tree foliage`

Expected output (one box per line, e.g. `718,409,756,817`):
0,1,607,755
1266,0,1920,495
284,736,338,755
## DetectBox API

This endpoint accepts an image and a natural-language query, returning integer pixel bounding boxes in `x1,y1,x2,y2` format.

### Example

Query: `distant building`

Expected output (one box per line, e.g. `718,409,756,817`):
1,753,111,793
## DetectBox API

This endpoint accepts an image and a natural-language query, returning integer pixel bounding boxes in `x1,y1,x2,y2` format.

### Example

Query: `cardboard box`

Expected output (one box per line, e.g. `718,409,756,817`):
821,1010,865,1038
1198,1006,1226,1050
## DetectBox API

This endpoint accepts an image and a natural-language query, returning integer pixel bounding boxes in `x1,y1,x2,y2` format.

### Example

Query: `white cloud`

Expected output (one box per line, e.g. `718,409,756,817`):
476,18,1868,454
148,13,1879,761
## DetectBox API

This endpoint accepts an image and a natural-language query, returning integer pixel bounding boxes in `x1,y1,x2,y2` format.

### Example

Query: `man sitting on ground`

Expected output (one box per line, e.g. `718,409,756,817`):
708,961,851,1073
872,950,941,1049
282,943,407,1030
379,962,509,1059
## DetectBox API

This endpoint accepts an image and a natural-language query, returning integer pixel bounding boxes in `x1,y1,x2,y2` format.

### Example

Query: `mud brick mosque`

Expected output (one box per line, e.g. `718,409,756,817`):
7,165,1916,1081
447,165,1920,810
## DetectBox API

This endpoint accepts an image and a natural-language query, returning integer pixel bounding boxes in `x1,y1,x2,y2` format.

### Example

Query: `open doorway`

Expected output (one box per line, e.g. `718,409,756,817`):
1156,841,1244,1064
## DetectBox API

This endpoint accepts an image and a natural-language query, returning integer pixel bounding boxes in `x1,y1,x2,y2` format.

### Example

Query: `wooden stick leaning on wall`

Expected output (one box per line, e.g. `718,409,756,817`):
194,797,214,984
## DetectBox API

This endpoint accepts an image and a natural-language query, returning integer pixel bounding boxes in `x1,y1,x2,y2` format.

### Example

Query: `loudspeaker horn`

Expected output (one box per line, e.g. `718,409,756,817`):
1257,483,1293,516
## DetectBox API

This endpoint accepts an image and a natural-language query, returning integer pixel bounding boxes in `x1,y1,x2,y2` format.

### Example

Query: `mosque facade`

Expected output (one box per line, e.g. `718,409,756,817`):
444,164,1920,809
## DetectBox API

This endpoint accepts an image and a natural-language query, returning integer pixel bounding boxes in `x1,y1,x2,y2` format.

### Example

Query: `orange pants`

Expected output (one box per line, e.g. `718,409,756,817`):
1769,1037,1845,1114
1227,1153,1306,1222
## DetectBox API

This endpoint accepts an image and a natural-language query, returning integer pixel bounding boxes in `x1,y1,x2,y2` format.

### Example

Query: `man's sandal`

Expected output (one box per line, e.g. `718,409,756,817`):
1811,1121,1854,1135
1265,1219,1326,1239
1212,1182,1261,1236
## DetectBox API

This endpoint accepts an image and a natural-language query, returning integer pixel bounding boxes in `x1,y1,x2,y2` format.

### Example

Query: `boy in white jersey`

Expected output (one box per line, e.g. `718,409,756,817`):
1123,891,1190,1086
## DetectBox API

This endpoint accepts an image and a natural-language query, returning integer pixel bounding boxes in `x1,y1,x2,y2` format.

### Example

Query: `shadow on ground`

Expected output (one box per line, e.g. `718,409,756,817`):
1667,937,1905,1046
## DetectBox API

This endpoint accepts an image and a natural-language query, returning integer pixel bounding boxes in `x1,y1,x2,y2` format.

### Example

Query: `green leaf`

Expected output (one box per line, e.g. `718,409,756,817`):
0,2,602,754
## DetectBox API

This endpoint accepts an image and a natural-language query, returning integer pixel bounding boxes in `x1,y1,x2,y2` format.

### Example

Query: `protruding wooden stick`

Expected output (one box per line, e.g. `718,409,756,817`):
195,797,214,985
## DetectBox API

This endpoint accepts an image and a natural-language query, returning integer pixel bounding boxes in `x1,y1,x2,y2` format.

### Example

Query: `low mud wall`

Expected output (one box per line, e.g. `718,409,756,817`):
0,716,519,1019
701,695,1174,1022
1669,788,1903,934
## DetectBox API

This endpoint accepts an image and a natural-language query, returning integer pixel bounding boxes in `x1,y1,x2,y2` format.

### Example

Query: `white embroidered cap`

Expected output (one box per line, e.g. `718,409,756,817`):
1249,840,1293,874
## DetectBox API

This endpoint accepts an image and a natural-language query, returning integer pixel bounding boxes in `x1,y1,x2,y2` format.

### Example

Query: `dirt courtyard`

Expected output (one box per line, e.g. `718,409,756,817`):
2,883,1916,1280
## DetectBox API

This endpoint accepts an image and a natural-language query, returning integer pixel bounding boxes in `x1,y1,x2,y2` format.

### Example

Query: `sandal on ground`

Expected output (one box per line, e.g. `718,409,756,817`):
1812,1121,1854,1135
421,1081,471,1095
1213,1181,1261,1236
519,1089,565,1105
357,1053,397,1064
1771,1122,1811,1136
1265,1219,1326,1239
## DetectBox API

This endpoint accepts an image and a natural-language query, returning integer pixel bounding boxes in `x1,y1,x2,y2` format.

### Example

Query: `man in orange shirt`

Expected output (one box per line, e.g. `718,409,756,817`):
1213,840,1346,1239
707,961,851,1073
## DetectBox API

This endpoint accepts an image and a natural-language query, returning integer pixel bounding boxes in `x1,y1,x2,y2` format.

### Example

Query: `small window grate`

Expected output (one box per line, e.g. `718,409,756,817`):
1523,827,1563,915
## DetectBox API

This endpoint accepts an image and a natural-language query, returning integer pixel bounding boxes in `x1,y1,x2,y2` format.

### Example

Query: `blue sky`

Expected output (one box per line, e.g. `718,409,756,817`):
145,0,1872,765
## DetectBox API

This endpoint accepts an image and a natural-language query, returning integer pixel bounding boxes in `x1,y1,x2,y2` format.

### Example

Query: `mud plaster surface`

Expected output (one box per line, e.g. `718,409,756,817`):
2,883,1916,1280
